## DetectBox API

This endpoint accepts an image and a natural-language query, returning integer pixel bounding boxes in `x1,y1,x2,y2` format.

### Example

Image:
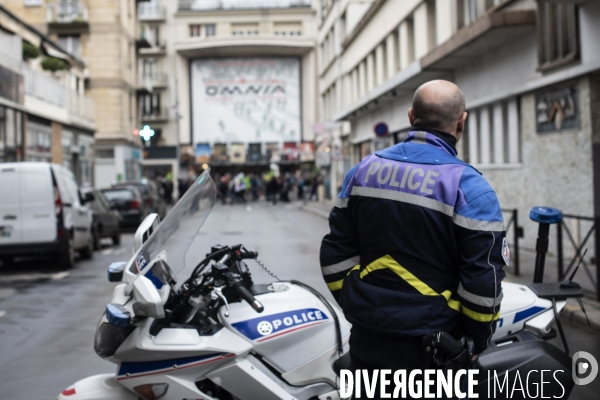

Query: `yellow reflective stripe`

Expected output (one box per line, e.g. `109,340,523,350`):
326,264,360,292
462,306,501,322
327,279,344,291
360,255,438,296
359,255,500,322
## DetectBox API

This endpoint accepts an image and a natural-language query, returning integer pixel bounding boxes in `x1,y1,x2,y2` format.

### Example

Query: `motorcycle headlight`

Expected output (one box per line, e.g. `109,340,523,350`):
94,319,135,358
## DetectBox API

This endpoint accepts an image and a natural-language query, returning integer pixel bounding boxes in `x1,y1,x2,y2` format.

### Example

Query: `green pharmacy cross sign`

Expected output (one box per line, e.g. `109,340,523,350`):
139,125,155,141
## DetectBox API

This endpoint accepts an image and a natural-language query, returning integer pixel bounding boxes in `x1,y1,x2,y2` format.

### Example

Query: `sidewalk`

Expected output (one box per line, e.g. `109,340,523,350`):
298,200,600,331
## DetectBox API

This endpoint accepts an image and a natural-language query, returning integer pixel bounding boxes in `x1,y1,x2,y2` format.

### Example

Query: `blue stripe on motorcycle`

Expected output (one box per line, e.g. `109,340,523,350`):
513,306,546,323
118,353,226,376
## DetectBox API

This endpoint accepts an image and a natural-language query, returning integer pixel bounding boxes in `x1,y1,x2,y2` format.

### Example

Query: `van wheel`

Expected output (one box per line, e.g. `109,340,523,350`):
57,241,75,270
112,230,121,246
80,231,94,260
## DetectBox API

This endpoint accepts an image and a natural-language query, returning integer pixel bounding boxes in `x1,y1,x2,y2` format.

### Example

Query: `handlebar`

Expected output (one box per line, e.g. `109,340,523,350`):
233,283,264,313
240,250,258,260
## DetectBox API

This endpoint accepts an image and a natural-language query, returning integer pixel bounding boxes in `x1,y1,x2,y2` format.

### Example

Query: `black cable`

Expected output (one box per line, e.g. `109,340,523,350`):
290,280,344,357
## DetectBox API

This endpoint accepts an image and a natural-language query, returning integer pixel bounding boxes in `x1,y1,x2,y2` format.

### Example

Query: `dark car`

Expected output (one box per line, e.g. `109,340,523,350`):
84,189,121,249
100,187,149,228
112,180,167,219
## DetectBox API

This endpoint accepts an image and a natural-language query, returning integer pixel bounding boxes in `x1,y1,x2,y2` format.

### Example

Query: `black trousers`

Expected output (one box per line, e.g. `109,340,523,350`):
348,328,455,400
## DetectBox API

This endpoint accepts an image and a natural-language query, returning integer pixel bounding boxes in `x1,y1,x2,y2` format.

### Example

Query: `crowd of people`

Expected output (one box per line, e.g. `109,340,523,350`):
214,170,326,205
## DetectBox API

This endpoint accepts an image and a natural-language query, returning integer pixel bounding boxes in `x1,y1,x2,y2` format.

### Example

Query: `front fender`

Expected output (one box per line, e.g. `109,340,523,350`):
58,374,137,400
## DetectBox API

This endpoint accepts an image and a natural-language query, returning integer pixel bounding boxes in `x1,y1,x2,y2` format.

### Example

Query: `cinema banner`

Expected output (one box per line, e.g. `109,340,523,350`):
191,57,301,144
195,143,211,164
230,143,246,164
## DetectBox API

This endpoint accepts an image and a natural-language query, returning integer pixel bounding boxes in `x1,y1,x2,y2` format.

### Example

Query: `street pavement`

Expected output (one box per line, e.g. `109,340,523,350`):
0,201,598,399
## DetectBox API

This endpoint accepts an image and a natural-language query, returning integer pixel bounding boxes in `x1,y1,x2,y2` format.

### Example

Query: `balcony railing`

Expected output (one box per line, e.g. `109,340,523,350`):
22,64,94,122
47,1,89,24
138,71,168,89
138,3,166,20
140,106,169,122
23,63,65,107
178,0,311,11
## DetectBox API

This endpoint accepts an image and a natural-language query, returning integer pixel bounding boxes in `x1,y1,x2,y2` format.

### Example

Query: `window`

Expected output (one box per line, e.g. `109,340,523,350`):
205,24,216,36
24,0,42,6
138,93,161,117
190,24,202,37
231,23,258,36
58,35,81,58
463,98,520,167
274,21,302,36
537,1,579,71
96,148,114,159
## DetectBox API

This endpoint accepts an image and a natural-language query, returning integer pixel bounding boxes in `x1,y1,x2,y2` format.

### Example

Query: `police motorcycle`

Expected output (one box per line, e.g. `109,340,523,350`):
58,170,584,400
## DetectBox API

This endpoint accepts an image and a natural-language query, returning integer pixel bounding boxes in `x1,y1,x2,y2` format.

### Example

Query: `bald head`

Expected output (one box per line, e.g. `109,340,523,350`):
409,80,467,139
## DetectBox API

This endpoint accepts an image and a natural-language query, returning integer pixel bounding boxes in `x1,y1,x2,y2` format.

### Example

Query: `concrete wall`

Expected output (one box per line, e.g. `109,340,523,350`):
483,77,594,251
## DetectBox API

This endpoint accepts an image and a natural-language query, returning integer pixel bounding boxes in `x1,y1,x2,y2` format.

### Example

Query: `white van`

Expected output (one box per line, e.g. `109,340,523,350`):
0,162,94,269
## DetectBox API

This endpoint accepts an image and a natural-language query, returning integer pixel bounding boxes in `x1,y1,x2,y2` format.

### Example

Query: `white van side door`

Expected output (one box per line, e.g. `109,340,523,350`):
0,166,22,245
19,165,55,243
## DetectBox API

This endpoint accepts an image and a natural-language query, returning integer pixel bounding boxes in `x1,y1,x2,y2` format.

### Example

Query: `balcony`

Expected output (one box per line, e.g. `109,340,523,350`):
140,106,169,123
22,64,94,124
137,71,168,92
178,0,311,11
138,3,166,21
47,1,89,32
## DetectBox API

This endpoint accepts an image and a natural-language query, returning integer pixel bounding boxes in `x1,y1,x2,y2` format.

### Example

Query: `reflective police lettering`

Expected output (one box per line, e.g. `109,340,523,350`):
421,170,440,195
390,164,402,187
231,308,329,341
377,164,393,184
400,165,412,188
407,168,424,190
364,162,381,183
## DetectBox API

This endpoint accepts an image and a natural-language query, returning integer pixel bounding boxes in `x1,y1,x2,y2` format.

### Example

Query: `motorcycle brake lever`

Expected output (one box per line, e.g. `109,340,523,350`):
214,286,230,317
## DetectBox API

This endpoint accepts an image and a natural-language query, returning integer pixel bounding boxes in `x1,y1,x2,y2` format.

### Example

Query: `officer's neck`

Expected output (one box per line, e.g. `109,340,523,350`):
411,125,457,155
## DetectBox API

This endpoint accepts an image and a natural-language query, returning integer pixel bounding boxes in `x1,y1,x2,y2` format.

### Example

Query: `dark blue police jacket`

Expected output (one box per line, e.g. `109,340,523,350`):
320,129,506,354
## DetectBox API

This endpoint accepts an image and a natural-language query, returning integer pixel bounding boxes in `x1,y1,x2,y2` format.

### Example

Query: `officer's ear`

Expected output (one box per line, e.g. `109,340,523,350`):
408,108,416,126
455,112,468,142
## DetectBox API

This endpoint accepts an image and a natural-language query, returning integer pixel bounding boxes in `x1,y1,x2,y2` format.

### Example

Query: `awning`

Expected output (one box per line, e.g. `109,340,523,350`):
0,12,41,47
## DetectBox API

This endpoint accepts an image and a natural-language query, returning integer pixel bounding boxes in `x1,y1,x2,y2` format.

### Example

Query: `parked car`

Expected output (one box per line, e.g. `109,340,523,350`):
0,162,94,269
100,187,149,228
83,189,121,249
112,180,167,219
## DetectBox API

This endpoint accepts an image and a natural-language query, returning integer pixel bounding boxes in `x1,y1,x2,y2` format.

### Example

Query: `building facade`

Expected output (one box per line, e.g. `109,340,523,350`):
0,5,95,184
134,0,318,185
317,0,600,267
2,0,144,188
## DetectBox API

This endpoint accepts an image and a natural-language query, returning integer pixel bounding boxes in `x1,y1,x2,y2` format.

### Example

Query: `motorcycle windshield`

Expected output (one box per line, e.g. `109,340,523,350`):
133,170,216,282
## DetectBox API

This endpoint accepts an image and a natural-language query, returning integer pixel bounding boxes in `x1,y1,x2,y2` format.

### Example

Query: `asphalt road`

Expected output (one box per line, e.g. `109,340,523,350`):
0,202,598,399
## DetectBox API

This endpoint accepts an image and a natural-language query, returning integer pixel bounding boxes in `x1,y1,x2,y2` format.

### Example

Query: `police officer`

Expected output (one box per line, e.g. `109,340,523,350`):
320,80,506,397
